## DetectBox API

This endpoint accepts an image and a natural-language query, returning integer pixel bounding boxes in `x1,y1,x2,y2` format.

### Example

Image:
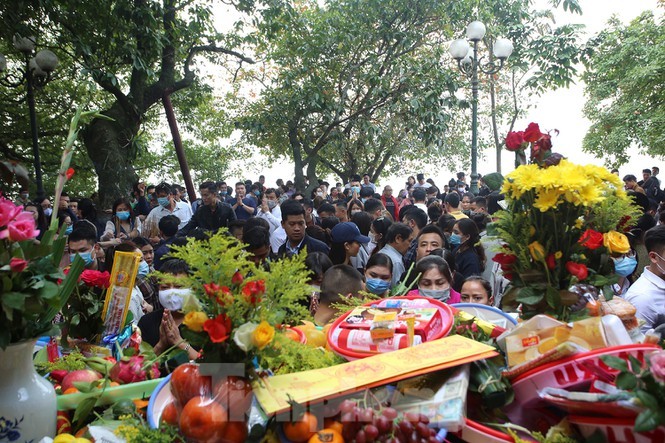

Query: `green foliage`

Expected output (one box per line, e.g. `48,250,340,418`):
35,350,87,375
586,192,641,233
258,333,345,375
581,11,665,166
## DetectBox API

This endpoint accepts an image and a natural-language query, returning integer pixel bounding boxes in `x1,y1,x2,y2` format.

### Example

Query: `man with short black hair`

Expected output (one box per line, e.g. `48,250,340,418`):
444,192,468,220
67,224,100,270
232,182,257,220
363,198,384,220
314,264,365,325
317,203,336,219
143,182,193,244
257,188,282,232
412,189,428,215
244,226,271,266
178,181,236,237
277,200,329,257
623,175,645,195
361,173,376,192
470,196,487,214
401,207,428,271
378,222,413,286
154,215,181,270
413,173,431,189
624,225,665,332
334,200,349,222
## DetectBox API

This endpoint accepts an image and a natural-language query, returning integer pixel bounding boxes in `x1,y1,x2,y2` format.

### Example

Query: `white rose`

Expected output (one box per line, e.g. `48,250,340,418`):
233,322,258,352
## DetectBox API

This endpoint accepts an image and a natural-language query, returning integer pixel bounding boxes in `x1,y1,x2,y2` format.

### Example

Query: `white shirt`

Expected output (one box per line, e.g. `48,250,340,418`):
270,226,287,254
142,201,193,238
624,266,665,332
257,206,282,233
413,182,431,189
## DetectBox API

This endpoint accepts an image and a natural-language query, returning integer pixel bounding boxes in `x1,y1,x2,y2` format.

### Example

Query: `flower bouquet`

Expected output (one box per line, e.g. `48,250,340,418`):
59,269,111,346
492,123,641,320
150,231,344,438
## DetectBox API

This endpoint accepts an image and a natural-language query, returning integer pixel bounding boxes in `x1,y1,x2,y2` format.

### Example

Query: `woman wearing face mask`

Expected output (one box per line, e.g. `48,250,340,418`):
347,199,364,219
329,222,370,273
101,198,141,245
407,255,460,303
450,218,485,279
137,259,199,361
364,253,393,295
24,202,48,241
612,250,639,296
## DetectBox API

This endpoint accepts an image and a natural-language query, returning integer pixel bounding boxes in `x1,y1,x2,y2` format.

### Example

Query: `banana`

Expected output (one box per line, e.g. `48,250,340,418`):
83,357,114,375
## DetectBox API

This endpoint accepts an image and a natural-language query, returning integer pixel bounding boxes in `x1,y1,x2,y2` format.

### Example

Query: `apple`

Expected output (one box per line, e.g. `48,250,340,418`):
61,369,101,392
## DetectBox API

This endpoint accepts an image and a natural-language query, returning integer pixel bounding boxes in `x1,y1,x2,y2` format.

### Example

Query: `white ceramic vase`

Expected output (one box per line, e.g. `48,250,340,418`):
0,340,56,442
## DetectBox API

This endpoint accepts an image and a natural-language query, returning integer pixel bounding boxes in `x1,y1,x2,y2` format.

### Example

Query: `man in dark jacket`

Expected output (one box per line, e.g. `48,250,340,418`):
277,200,330,257
178,181,236,237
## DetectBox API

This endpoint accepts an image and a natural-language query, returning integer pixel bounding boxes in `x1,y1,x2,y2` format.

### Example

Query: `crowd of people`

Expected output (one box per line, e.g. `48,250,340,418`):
13,164,665,356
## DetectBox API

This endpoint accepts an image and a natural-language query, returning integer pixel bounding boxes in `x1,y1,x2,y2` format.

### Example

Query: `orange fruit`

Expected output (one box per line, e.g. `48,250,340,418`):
63,387,79,395
284,329,301,342
283,412,318,442
304,329,326,348
309,428,344,443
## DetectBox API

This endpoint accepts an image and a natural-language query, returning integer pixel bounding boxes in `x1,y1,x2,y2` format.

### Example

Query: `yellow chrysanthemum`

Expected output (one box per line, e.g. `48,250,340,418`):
533,188,562,212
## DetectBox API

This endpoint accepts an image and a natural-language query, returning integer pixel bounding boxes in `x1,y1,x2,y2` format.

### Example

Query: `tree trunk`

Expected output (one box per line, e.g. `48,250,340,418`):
82,101,140,209
305,155,319,197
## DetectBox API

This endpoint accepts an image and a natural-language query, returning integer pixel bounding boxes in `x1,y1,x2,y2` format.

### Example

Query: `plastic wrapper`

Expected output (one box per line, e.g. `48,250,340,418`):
330,328,422,354
100,251,142,340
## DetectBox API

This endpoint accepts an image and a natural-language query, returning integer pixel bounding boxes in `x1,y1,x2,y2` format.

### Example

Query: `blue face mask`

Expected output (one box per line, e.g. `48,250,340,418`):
116,211,130,221
351,186,361,194
70,251,94,266
64,225,73,235
449,233,462,246
366,278,391,294
137,260,150,278
219,190,226,196
158,197,170,208
613,256,637,277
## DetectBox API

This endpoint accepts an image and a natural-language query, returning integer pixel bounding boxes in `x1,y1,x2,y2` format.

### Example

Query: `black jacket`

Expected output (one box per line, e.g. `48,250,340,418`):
177,201,236,237
277,234,330,258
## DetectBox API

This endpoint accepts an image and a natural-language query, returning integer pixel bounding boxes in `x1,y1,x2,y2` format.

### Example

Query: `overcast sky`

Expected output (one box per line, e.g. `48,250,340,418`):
214,0,662,190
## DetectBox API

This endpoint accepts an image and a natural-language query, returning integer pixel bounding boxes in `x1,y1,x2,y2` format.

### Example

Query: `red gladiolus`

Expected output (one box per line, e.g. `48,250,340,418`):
546,253,556,270
231,271,244,285
66,168,75,180
505,131,526,151
203,282,221,297
203,314,232,343
9,257,28,273
566,261,588,281
578,229,604,250
523,122,542,143
80,270,111,288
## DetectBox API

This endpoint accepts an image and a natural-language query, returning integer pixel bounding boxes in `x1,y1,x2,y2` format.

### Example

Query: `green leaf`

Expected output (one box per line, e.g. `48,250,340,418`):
615,372,637,390
628,355,643,373
516,287,544,305
600,355,628,372
636,390,659,410
634,409,660,433
38,281,60,300
1,292,26,310
545,286,561,309
73,395,98,428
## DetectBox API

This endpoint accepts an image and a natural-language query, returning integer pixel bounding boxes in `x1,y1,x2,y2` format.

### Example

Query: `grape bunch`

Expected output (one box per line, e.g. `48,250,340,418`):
337,399,443,443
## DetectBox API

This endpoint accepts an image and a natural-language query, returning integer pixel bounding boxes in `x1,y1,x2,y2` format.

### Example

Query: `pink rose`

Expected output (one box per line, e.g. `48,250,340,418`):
0,197,22,228
505,131,526,151
523,122,542,143
9,257,28,273
650,350,665,383
6,212,40,242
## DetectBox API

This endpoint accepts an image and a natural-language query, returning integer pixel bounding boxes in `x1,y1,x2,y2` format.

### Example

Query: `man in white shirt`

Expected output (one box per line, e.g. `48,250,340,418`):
412,173,431,189
257,188,282,233
142,182,193,244
624,225,665,332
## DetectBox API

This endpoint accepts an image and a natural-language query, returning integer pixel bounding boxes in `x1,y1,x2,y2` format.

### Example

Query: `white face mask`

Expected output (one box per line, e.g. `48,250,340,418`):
159,288,192,311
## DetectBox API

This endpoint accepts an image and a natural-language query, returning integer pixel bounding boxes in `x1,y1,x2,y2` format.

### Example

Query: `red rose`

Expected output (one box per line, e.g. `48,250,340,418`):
493,252,517,280
203,314,232,343
505,131,526,151
566,261,588,281
523,122,542,143
535,133,552,151
242,280,266,305
9,257,28,273
578,229,604,250
66,168,75,180
546,253,556,270
231,271,244,285
80,270,111,288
